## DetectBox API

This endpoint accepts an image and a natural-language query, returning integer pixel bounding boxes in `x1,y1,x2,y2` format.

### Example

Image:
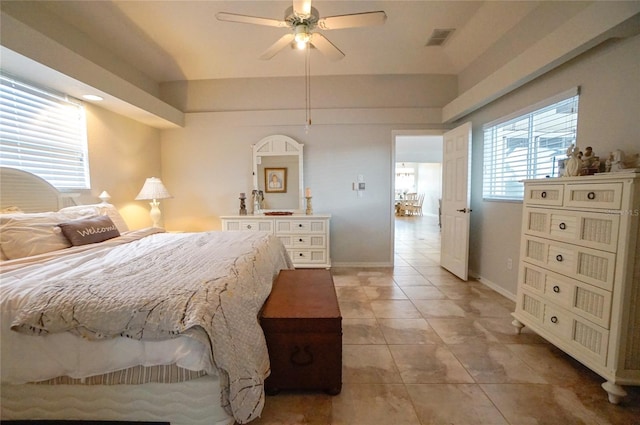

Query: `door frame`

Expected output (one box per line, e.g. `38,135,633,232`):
390,129,445,266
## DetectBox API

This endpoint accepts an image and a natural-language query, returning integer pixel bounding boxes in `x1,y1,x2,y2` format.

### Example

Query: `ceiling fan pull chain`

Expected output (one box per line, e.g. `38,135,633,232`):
305,43,312,130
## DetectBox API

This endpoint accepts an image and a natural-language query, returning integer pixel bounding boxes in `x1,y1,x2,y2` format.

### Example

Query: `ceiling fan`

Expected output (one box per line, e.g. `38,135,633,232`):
216,0,387,61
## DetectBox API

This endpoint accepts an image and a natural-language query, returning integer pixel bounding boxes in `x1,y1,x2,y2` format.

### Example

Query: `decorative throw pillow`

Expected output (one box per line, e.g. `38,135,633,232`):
59,215,120,246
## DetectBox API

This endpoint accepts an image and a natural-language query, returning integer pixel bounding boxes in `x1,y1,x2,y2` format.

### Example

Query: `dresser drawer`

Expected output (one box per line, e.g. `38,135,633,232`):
542,303,609,366
291,249,328,265
524,184,564,206
295,235,326,248
275,220,327,234
519,263,612,328
522,236,616,291
543,268,612,328
524,207,620,252
278,235,326,249
223,220,274,232
276,220,310,233
564,183,623,210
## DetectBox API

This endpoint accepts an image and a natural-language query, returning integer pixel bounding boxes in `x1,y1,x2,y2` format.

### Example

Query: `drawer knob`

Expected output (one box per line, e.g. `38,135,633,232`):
550,316,558,324
541,191,547,198
299,253,304,257
556,254,563,262
298,224,303,228
587,191,596,200
247,224,252,229
559,223,566,230
553,285,560,293
299,238,304,242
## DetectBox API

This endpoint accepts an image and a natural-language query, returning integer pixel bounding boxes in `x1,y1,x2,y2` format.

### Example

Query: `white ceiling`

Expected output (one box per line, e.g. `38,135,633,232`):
36,0,543,82
4,1,637,128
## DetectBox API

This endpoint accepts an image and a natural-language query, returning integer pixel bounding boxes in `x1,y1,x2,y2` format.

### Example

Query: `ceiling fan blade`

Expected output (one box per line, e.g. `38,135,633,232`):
260,34,295,60
317,11,387,30
216,12,287,28
293,0,312,17
310,33,345,61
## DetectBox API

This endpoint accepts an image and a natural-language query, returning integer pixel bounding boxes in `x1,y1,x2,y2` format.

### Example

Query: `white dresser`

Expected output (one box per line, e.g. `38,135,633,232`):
512,172,640,404
221,214,331,269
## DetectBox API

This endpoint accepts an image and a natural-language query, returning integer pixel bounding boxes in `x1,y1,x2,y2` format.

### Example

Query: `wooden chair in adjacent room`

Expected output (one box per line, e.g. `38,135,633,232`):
399,192,417,216
405,193,424,216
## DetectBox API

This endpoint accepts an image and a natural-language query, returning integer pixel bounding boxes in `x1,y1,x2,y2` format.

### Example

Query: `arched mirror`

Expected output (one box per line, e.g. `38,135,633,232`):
252,135,304,212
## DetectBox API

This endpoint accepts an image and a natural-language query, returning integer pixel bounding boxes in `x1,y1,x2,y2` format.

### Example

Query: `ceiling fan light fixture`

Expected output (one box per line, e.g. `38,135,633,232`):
294,24,311,45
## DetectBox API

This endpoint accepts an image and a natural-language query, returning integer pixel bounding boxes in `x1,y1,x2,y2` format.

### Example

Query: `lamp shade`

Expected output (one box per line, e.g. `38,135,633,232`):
98,190,111,203
135,177,172,201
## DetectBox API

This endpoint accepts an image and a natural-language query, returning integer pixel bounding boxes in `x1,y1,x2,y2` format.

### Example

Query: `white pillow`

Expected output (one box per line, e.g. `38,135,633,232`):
59,203,129,233
0,210,95,259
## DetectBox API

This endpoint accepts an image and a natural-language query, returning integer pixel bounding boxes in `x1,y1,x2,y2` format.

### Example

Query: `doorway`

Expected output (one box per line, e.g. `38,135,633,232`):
391,130,444,266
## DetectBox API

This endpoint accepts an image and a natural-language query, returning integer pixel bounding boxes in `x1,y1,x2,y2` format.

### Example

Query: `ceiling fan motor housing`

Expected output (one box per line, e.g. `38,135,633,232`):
284,6,320,29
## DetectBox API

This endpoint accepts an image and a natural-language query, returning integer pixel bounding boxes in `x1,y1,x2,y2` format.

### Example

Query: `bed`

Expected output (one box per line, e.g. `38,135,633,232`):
0,167,294,425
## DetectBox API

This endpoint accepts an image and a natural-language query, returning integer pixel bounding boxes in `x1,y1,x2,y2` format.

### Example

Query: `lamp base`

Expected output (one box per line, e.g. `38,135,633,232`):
149,200,162,228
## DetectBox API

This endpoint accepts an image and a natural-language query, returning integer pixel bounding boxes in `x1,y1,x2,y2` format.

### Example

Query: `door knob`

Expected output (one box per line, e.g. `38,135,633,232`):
456,208,472,213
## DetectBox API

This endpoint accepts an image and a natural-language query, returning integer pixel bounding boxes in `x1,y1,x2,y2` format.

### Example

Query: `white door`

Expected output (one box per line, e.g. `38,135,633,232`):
440,122,472,280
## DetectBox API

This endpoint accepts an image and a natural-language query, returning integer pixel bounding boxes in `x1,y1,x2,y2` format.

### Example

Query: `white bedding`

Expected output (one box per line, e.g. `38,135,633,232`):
1,229,293,424
2,228,211,384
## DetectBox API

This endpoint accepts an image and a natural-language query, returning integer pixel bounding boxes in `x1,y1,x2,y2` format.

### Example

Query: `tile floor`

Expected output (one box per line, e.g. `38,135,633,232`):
251,214,640,424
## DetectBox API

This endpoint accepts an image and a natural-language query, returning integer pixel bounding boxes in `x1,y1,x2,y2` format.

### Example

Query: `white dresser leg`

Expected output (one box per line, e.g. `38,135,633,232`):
511,318,525,335
601,381,627,404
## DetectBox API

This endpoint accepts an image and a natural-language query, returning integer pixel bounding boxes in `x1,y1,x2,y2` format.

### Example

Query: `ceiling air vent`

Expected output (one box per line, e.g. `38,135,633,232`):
425,28,455,47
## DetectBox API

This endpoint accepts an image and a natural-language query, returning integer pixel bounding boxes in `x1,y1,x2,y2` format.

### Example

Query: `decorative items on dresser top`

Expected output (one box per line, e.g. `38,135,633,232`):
511,172,640,404
221,214,331,268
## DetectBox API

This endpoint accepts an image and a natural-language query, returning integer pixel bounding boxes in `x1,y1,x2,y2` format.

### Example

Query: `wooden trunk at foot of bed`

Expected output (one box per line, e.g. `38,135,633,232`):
260,269,342,395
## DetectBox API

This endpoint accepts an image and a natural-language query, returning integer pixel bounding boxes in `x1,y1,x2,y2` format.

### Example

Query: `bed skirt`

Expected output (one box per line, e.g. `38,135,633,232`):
0,375,234,425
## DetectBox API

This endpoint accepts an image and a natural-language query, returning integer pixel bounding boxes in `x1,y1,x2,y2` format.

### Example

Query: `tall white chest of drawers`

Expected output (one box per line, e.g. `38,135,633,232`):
221,214,331,268
512,172,640,403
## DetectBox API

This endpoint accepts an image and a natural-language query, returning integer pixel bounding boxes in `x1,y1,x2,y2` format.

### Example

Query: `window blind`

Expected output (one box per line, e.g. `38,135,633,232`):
482,88,579,201
0,74,90,190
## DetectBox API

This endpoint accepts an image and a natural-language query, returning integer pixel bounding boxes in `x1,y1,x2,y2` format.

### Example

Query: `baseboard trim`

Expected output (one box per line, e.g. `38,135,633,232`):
331,262,393,268
469,271,516,301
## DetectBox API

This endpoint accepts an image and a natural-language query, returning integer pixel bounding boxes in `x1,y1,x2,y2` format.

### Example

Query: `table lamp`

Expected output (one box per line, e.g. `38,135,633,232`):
135,177,172,227
98,190,111,204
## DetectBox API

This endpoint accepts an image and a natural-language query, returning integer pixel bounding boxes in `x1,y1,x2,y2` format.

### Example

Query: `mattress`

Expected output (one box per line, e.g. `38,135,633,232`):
1,375,234,425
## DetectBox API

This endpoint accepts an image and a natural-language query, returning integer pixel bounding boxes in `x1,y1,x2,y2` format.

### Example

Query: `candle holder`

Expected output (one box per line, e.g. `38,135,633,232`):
239,196,247,215
305,196,313,215
252,189,263,215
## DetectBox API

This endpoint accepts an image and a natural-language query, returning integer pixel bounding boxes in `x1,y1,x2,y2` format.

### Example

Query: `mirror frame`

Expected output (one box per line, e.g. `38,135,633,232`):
252,135,304,212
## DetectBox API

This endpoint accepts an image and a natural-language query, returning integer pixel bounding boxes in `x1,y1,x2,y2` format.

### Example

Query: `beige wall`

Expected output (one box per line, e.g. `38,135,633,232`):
462,34,640,298
84,104,162,230
161,109,448,266
160,74,457,266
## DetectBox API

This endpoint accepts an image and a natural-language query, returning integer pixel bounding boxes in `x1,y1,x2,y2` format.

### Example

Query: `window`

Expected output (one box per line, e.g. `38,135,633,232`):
482,88,579,201
395,163,416,195
0,74,90,190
